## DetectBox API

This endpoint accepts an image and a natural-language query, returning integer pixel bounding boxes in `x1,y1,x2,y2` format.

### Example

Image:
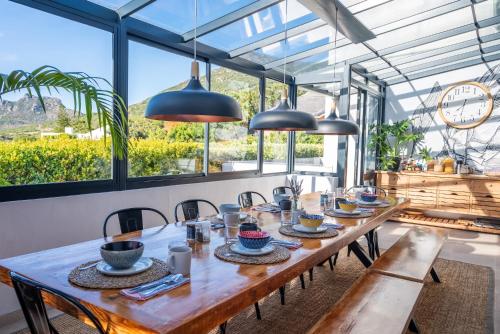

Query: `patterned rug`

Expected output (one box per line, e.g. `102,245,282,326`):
14,250,494,334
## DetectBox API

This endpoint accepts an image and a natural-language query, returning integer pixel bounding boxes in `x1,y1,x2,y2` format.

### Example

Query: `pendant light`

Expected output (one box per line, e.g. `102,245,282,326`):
145,0,242,122
307,0,359,136
249,0,318,131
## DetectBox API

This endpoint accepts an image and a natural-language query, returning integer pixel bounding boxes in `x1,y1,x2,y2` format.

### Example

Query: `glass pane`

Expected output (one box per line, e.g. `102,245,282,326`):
128,41,206,177
474,1,499,21
345,86,362,188
362,94,379,176
132,0,255,35
200,0,315,51
367,7,473,51
294,86,337,173
263,79,288,173
209,66,259,172
0,1,113,186
87,0,130,10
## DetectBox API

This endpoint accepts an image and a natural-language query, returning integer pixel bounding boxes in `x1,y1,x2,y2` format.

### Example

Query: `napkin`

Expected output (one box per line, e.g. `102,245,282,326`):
270,239,303,249
322,222,345,229
121,276,190,301
254,204,280,213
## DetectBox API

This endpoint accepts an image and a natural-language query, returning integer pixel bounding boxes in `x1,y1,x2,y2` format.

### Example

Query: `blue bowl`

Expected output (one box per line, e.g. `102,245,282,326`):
360,193,378,202
238,231,271,249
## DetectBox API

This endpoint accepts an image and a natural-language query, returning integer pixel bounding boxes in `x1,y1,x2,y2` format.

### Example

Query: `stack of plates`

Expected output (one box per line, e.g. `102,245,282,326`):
230,243,275,256
96,258,153,276
292,224,328,234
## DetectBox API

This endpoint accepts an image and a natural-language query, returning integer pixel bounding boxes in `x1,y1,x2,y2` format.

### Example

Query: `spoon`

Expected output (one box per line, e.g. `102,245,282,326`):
79,262,98,270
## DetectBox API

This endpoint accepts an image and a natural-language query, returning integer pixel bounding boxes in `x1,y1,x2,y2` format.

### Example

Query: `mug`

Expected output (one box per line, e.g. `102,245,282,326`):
239,222,261,232
273,193,290,205
279,199,292,211
168,245,192,276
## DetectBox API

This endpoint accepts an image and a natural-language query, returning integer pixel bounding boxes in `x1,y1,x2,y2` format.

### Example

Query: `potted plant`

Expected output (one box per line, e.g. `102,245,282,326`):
369,120,423,172
0,66,128,158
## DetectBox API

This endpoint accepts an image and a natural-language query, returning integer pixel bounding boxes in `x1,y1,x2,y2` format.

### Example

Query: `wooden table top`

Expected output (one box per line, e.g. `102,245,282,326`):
0,193,409,334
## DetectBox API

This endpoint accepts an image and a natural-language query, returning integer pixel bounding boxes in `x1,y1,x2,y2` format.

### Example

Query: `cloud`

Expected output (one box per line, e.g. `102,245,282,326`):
0,52,17,62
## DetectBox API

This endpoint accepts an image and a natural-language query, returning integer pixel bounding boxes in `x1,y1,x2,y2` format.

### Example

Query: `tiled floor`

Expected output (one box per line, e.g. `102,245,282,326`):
1,221,499,334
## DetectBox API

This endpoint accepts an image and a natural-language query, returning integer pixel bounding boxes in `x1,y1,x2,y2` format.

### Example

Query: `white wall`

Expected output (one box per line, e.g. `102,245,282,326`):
0,175,287,318
384,62,500,171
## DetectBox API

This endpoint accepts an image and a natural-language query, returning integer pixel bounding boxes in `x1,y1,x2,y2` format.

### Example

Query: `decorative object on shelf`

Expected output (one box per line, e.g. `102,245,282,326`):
306,1,359,136
145,0,241,123
437,81,493,129
249,0,317,131
442,156,455,174
369,119,423,171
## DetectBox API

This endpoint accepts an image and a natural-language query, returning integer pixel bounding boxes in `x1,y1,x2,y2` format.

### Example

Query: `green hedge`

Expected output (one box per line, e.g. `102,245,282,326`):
0,138,324,186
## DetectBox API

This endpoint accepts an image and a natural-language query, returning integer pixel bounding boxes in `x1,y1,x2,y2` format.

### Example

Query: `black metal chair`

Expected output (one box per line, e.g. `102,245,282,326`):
238,191,267,208
174,199,219,222
272,186,293,196
10,271,106,334
103,207,169,238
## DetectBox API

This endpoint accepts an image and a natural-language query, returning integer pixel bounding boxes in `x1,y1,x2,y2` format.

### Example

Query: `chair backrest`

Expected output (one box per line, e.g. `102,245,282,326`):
103,207,169,238
174,199,219,222
10,272,106,334
238,191,267,208
273,186,292,196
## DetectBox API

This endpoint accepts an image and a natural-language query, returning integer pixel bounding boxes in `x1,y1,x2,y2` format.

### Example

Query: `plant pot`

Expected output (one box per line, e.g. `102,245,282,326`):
388,156,401,172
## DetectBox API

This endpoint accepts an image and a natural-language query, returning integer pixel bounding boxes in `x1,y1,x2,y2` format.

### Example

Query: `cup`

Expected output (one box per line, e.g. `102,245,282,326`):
224,212,240,244
280,209,292,226
239,222,261,232
279,199,292,211
168,245,192,276
219,203,241,214
223,212,240,226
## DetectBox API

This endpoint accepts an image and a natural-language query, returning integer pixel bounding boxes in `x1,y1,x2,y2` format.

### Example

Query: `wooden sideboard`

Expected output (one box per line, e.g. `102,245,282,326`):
376,171,500,219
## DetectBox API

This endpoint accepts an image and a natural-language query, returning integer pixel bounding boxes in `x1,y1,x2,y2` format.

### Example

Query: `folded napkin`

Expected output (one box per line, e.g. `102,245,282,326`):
254,204,280,213
121,276,190,301
211,223,225,229
270,239,303,249
322,222,345,229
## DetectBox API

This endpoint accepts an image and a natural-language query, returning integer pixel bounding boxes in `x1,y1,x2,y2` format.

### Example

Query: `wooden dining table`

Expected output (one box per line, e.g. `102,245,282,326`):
0,193,409,334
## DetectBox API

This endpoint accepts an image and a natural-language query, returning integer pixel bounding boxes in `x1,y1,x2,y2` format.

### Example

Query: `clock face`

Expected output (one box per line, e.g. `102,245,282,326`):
438,81,493,129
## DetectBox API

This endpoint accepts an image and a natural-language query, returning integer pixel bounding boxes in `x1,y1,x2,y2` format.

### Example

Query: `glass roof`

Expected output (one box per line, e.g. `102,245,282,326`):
84,0,500,85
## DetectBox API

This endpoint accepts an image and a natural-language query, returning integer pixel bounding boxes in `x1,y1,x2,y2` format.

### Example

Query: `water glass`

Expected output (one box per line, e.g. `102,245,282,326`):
280,210,292,226
223,212,240,245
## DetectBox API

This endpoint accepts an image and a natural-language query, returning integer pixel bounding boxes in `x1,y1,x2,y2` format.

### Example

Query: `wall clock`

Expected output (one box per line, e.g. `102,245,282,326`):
437,81,493,129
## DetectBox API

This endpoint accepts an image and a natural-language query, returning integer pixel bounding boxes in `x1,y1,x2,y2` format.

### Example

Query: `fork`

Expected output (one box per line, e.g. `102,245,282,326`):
139,274,183,298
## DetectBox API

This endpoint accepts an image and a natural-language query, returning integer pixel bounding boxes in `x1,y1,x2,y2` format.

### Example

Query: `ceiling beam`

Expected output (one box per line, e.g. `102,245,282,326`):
386,52,500,85
117,0,155,19
298,0,375,43
295,70,343,85
182,0,282,42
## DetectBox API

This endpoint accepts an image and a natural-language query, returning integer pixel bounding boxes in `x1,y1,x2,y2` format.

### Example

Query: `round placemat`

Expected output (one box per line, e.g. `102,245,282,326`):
214,244,290,265
278,225,339,239
68,258,169,289
324,209,373,218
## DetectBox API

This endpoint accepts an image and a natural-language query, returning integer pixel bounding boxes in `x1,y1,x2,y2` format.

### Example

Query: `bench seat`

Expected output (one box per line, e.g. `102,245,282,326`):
308,271,423,334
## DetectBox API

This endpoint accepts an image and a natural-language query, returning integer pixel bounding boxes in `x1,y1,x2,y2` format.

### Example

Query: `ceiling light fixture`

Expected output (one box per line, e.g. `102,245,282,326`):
145,0,242,122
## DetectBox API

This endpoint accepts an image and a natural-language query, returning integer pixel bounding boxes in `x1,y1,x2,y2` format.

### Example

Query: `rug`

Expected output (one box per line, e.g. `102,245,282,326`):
14,250,494,334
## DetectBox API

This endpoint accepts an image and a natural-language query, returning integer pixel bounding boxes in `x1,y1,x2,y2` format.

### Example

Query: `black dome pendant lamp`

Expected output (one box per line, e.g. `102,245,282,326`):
145,0,242,123
249,0,318,131
307,0,359,136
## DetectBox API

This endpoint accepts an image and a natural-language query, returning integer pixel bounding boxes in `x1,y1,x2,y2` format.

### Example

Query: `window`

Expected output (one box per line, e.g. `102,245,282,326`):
262,79,289,173
209,66,259,172
0,1,113,187
128,41,206,177
294,86,337,173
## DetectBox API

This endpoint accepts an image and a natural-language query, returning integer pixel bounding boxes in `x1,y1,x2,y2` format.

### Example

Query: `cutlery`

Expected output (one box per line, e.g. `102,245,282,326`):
79,262,98,270
127,274,175,293
139,274,183,298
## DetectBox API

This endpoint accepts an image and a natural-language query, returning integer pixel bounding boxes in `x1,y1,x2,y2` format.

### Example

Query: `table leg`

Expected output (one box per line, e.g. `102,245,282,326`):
348,240,373,268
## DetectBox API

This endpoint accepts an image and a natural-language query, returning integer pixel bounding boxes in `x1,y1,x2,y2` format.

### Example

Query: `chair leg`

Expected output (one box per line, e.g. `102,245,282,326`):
409,319,419,333
374,230,380,258
279,286,286,305
430,267,441,283
347,247,352,257
308,268,314,281
254,302,261,320
333,252,339,266
328,257,334,271
299,273,305,289
219,321,227,334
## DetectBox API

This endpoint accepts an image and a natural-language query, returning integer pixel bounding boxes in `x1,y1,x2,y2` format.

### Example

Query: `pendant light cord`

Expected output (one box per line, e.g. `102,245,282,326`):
283,0,288,87
331,1,339,115
194,0,198,61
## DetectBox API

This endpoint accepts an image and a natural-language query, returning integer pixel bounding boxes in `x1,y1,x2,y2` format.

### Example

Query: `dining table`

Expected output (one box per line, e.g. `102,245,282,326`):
0,192,409,334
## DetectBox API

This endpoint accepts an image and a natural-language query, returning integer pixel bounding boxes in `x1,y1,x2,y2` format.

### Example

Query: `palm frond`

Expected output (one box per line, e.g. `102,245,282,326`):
0,65,128,159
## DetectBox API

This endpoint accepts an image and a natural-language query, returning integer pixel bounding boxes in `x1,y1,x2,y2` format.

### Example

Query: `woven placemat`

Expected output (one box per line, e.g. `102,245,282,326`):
324,209,373,218
68,258,169,289
279,225,339,239
214,244,290,265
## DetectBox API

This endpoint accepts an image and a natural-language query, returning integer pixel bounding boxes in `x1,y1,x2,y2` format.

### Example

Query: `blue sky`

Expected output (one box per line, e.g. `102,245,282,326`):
0,1,194,106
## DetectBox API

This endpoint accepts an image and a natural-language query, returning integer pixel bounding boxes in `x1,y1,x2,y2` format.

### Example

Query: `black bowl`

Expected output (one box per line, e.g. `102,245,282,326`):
100,241,144,269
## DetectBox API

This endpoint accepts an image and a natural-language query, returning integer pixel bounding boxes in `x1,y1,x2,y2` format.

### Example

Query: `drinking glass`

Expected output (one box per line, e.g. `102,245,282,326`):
280,210,292,226
223,212,240,245
334,187,346,210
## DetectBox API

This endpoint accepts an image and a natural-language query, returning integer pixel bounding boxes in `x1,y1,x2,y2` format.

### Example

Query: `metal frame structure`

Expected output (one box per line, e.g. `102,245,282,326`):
2,0,499,201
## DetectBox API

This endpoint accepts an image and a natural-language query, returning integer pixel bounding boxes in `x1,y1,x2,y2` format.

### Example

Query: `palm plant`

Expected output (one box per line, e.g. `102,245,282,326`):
0,65,127,159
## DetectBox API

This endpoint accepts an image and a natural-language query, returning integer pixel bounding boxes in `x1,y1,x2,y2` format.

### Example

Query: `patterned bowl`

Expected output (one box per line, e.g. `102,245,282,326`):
299,214,324,228
238,231,271,249
360,193,378,202
100,241,144,269
338,200,358,212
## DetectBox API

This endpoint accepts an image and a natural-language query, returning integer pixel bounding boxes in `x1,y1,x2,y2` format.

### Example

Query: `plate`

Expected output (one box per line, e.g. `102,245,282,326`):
230,243,275,256
292,224,328,234
217,212,248,220
334,209,363,215
357,199,382,206
96,257,153,276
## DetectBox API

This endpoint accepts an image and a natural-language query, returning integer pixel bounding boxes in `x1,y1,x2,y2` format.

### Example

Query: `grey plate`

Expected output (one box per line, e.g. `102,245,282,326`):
230,243,275,256
292,224,328,234
96,257,153,276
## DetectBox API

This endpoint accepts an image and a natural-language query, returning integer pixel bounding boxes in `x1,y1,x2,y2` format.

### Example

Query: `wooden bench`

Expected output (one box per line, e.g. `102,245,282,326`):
370,227,446,283
307,271,423,334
